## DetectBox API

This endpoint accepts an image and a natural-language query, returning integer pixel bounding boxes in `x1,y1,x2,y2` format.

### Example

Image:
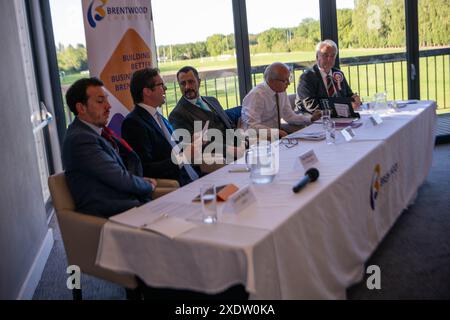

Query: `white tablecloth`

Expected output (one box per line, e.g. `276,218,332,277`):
96,101,436,299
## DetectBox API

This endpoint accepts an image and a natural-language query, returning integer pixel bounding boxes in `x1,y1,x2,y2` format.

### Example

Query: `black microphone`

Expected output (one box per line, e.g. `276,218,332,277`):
292,168,320,193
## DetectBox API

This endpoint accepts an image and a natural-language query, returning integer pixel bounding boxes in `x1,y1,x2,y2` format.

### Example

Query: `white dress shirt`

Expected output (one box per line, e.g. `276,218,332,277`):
241,81,311,130
138,103,163,129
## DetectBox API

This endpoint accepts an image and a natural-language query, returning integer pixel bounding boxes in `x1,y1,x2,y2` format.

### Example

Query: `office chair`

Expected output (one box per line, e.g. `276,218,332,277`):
47,173,179,300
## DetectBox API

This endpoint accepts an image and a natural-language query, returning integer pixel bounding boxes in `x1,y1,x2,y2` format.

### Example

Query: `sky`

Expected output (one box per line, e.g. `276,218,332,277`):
49,0,355,47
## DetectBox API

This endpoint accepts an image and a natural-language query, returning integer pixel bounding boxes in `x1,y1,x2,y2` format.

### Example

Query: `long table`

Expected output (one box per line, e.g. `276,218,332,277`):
96,101,436,299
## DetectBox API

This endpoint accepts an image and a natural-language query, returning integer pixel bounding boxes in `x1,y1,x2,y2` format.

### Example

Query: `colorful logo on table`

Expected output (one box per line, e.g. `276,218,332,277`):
370,164,381,210
87,0,109,28
369,163,399,210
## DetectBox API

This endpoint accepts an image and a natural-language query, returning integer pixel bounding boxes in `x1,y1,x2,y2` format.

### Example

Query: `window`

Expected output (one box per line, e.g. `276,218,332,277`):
152,0,239,114
418,0,450,111
336,0,406,103
246,0,321,95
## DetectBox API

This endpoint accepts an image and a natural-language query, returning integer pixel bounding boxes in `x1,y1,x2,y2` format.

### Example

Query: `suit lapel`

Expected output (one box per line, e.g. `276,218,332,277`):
74,118,127,169
202,97,232,129
313,64,328,97
135,105,168,141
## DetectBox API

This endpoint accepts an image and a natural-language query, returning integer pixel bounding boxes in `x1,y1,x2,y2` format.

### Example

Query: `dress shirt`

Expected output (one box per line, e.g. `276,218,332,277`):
138,103,164,129
242,82,311,130
78,118,102,135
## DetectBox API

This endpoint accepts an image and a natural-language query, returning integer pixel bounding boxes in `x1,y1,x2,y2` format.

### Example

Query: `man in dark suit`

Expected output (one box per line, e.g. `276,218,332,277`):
169,66,238,162
62,78,155,218
121,68,198,186
296,39,362,113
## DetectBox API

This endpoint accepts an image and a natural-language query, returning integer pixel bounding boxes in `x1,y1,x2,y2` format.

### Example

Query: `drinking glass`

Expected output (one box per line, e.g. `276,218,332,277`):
200,184,217,224
325,120,336,144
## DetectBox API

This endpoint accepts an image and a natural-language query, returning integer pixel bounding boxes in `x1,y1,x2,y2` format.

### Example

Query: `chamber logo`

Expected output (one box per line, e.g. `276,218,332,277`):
370,162,399,210
370,164,381,210
87,0,108,28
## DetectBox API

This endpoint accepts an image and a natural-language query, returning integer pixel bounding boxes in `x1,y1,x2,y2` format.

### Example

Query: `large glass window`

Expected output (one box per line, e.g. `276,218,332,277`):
246,0,321,95
418,0,450,112
152,0,239,115
336,0,406,103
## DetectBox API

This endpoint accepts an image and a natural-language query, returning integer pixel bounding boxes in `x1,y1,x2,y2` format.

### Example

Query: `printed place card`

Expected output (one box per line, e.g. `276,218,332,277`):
228,185,256,214
341,126,356,142
370,113,383,126
299,149,319,169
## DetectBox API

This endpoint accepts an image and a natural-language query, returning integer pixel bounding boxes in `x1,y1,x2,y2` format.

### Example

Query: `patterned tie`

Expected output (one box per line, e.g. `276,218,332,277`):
275,93,281,130
195,98,209,111
326,75,336,97
102,126,133,153
156,112,199,181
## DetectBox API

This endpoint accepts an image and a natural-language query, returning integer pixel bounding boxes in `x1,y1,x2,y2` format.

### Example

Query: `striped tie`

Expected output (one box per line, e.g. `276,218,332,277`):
326,75,336,97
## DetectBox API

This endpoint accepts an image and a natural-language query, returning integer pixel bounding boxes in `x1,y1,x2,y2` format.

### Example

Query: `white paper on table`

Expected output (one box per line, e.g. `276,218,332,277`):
140,217,197,239
288,131,326,140
109,202,200,239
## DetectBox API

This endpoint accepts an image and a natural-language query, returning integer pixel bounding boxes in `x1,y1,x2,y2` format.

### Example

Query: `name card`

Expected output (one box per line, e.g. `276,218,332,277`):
341,126,356,142
370,113,383,126
334,103,350,118
228,185,256,214
299,149,319,169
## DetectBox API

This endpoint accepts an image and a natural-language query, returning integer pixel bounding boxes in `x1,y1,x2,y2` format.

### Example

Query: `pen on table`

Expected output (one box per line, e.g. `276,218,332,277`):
228,167,250,173
140,213,168,228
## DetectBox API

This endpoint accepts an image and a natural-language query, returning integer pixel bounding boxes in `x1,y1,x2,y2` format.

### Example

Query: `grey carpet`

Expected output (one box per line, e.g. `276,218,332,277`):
33,144,450,300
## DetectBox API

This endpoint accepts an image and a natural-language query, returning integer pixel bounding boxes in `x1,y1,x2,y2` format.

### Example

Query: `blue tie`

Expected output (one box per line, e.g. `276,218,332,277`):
156,112,199,181
196,98,209,111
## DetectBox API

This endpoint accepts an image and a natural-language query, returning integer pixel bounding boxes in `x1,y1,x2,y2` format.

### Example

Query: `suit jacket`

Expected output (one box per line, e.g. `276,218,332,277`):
121,105,192,185
296,64,354,113
169,96,234,136
62,118,152,218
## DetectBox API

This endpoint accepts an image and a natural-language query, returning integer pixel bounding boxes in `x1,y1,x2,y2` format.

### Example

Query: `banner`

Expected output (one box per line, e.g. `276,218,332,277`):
82,0,157,133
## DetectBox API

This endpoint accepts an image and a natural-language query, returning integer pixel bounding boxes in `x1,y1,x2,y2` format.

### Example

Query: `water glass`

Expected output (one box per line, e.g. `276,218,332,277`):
325,120,336,144
321,108,331,127
200,184,217,224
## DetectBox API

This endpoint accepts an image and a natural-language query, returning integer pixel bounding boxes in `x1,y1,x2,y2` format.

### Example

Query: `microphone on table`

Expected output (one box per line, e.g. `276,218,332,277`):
292,168,320,193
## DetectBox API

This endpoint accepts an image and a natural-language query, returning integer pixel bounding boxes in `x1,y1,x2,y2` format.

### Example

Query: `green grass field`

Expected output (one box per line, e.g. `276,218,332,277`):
60,48,449,117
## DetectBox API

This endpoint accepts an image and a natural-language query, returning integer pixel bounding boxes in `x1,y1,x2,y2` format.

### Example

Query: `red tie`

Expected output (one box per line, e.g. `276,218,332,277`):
101,126,133,153
326,75,336,97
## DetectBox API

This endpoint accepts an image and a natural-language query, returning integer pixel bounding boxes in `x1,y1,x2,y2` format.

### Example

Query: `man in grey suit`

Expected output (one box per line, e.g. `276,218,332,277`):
169,66,238,162
62,78,156,218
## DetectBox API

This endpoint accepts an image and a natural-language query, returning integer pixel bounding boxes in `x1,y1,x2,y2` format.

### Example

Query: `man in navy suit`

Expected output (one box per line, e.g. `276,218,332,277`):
62,78,156,218
296,39,362,113
121,68,198,186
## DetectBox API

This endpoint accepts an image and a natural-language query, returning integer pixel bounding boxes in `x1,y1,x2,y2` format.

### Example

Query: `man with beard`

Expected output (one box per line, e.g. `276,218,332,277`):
169,66,239,163
62,78,156,218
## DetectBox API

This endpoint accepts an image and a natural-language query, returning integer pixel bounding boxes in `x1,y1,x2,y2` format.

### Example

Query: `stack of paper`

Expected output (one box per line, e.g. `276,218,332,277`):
109,202,200,239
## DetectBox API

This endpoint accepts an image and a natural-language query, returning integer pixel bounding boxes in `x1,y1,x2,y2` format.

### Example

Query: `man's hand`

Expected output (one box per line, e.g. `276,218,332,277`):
351,93,362,110
279,129,288,138
143,177,157,190
311,110,322,122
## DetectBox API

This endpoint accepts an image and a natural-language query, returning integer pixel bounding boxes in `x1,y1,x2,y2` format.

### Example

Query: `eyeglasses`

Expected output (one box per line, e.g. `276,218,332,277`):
153,82,167,89
280,138,299,148
274,73,294,85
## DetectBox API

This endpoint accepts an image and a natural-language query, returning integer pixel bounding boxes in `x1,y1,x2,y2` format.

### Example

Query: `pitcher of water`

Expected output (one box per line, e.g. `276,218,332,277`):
373,92,388,112
245,141,277,184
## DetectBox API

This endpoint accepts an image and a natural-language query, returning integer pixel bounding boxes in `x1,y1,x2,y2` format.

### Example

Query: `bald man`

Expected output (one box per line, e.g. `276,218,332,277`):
242,62,321,137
